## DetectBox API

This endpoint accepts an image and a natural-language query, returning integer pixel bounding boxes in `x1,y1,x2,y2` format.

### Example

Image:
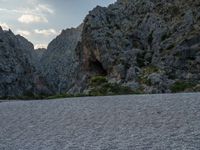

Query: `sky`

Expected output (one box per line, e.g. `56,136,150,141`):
0,0,116,49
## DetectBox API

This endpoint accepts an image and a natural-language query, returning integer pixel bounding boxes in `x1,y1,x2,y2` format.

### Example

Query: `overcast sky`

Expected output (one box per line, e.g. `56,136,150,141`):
0,0,116,48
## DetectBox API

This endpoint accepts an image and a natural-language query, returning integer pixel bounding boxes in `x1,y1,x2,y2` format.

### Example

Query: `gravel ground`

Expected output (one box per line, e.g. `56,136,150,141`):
0,93,200,150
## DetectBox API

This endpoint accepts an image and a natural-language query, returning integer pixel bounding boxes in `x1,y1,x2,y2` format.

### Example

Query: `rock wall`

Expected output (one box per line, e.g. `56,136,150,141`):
35,48,46,61
39,25,83,93
1,0,200,97
0,27,50,97
76,0,200,93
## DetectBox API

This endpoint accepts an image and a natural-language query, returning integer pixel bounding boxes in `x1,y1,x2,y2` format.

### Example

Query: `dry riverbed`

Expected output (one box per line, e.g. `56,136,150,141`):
0,93,200,150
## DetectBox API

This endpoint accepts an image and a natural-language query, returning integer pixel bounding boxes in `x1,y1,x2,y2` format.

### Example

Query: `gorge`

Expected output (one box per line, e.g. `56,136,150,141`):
0,0,200,98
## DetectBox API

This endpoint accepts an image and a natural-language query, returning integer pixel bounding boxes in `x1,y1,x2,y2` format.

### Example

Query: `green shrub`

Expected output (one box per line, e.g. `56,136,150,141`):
1,76,140,100
89,83,110,96
24,91,35,98
138,76,152,86
137,66,159,86
47,93,73,99
193,84,200,92
89,76,135,96
0,96,7,100
89,82,134,96
170,81,196,93
90,76,107,86
143,66,159,75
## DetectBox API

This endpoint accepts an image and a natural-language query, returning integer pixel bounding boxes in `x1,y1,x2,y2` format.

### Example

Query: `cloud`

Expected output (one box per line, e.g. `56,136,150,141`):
16,30,31,36
36,4,54,14
18,14,48,24
34,29,58,36
0,1,54,25
0,8,25,14
0,4,54,15
34,43,47,49
0,22,10,30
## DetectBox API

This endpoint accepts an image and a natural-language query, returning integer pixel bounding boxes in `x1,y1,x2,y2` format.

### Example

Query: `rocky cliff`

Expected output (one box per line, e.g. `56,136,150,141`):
35,48,46,61
75,0,200,93
0,27,50,98
1,0,200,98
39,25,82,93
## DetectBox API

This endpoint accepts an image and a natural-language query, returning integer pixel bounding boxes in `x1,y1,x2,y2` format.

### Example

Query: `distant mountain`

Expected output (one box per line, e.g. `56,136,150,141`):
0,27,50,98
39,24,83,93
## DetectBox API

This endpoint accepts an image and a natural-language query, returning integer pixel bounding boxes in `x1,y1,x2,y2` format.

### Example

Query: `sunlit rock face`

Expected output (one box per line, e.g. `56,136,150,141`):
0,27,50,97
39,25,83,94
75,0,200,93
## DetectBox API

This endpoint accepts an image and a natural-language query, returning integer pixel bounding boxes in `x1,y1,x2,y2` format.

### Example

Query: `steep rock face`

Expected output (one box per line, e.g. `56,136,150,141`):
35,48,46,61
76,0,200,93
40,25,82,93
0,27,50,97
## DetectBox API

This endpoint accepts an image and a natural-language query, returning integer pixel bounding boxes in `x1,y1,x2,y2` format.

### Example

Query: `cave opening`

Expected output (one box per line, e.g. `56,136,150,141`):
89,59,107,76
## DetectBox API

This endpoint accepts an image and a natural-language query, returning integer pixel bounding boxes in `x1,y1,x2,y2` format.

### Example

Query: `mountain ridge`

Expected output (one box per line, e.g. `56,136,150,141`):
0,0,200,97
0,28,51,97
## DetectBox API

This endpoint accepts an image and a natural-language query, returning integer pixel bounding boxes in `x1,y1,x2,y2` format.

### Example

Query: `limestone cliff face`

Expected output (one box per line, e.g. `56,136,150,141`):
76,0,200,93
35,48,46,61
40,25,83,93
1,0,200,97
0,27,50,97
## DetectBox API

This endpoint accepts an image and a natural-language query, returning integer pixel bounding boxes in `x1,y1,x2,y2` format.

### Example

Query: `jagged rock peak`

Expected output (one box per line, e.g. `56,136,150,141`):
60,23,83,35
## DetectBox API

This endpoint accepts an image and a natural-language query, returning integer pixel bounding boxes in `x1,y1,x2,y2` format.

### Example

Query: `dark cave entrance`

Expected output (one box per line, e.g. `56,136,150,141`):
89,59,107,76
